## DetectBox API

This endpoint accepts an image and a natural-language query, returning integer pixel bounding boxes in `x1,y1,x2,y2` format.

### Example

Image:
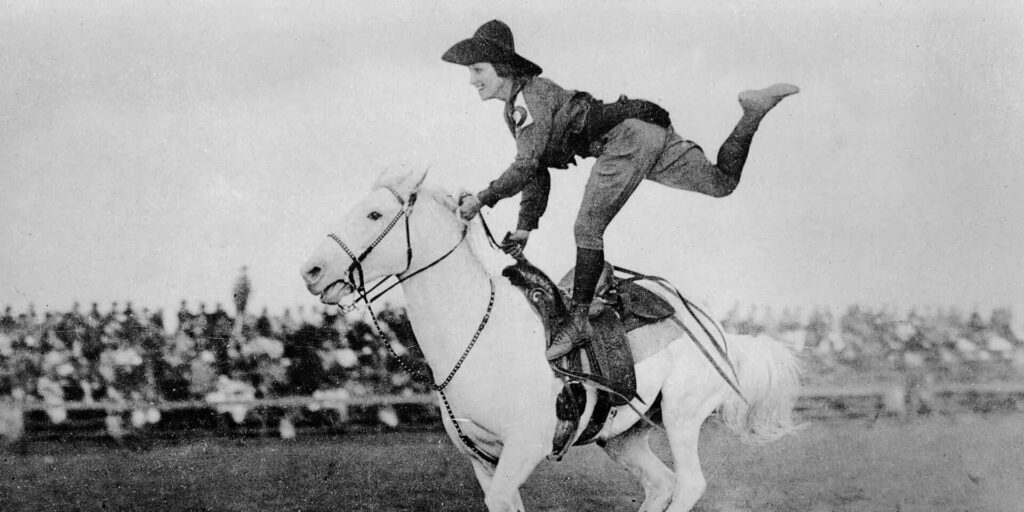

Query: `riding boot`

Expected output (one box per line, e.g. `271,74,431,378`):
546,248,603,361
718,83,800,185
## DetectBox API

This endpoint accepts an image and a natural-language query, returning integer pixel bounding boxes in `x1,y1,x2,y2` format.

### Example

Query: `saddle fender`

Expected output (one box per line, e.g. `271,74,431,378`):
502,259,676,454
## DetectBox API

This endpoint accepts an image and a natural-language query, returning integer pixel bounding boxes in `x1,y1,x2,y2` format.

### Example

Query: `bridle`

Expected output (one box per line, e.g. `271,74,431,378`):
326,186,415,310
324,186,499,465
326,186,465,312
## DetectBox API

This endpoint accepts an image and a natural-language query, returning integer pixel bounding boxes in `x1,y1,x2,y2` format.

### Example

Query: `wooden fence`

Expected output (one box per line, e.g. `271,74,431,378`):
9,381,1024,420
1,381,1021,445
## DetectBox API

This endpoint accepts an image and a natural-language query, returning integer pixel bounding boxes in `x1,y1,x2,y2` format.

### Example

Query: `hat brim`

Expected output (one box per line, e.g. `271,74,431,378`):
442,38,542,76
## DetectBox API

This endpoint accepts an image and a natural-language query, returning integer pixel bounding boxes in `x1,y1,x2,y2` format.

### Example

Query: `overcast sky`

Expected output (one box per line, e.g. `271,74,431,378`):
2,0,1022,318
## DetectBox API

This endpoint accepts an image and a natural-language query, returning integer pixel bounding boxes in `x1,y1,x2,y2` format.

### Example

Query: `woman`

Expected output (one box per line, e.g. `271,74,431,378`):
445,20,798,360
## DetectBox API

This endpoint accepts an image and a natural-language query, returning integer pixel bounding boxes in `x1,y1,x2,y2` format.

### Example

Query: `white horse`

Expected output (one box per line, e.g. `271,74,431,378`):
300,167,802,512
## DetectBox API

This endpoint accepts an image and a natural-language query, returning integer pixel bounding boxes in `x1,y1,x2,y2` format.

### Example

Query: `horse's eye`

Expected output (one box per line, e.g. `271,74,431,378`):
367,211,383,221
529,289,546,303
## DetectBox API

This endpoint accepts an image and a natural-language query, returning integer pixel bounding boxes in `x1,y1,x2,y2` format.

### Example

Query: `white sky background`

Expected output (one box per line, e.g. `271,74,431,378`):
2,0,1023,318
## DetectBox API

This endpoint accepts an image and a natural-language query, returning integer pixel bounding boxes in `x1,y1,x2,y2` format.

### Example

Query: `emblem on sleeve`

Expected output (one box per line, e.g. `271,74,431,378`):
512,93,534,134
512,106,528,127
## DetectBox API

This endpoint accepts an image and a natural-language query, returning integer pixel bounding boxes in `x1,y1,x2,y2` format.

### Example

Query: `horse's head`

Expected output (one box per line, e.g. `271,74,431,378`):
299,166,446,305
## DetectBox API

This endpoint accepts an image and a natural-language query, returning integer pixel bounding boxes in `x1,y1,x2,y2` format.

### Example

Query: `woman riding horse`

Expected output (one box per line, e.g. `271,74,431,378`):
445,20,799,361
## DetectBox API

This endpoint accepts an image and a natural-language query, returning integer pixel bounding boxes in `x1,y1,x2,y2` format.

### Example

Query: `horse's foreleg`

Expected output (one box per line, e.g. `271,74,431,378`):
603,421,675,512
483,435,548,512
470,459,497,501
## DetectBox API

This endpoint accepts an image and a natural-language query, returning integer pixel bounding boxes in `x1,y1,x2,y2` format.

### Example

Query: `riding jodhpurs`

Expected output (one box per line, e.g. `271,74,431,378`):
573,117,757,251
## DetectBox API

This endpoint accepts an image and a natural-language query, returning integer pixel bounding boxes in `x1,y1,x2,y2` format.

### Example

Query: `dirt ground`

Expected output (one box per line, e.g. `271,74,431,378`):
1,413,1021,511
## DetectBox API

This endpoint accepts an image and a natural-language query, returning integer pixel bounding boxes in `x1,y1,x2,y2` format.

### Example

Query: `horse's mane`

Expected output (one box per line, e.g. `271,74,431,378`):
417,186,571,321
420,186,511,278
370,167,514,278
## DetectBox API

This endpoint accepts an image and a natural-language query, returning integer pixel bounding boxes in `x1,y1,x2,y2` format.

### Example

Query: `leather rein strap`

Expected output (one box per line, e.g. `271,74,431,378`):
326,194,499,465
613,266,748,405
480,213,747,404
327,188,416,310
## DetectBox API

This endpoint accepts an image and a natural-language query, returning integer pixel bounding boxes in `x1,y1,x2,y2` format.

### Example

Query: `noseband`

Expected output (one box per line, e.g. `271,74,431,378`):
326,187,465,310
327,187,415,305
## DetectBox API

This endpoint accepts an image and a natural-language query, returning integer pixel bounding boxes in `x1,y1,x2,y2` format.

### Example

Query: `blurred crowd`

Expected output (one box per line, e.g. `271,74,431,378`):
0,299,431,428
3,299,1022,413
722,304,1024,386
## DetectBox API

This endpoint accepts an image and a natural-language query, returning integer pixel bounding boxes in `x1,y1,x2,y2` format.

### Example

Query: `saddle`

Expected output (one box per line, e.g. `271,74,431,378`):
557,262,676,331
501,259,675,456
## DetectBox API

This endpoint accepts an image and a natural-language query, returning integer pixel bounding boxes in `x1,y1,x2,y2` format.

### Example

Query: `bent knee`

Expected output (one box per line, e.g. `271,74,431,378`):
708,179,738,198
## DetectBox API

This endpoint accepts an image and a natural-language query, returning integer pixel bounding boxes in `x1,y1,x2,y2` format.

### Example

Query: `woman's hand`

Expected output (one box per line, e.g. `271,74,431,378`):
501,229,530,258
458,194,483,221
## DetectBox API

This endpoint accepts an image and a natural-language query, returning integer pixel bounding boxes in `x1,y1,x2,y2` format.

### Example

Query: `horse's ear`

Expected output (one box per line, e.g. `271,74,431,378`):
374,165,430,202
374,165,409,190
405,166,430,193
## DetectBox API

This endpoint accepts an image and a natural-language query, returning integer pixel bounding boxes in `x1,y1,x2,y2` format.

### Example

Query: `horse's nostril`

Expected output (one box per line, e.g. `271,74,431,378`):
304,265,322,283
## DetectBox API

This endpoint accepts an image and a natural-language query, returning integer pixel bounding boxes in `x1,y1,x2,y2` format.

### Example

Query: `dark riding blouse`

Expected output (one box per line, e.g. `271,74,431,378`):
476,77,590,231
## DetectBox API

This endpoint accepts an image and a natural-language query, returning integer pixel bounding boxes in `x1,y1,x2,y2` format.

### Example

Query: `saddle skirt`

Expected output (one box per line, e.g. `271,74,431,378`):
501,259,676,456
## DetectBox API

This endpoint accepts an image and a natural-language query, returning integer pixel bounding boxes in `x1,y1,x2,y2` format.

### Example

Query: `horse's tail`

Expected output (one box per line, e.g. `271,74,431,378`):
719,333,804,444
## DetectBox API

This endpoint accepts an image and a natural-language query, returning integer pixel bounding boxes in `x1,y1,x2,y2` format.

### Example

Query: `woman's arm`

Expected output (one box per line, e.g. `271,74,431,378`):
477,89,555,207
516,168,550,231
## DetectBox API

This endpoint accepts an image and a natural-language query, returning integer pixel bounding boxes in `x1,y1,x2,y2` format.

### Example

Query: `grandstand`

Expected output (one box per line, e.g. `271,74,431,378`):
2,294,1023,443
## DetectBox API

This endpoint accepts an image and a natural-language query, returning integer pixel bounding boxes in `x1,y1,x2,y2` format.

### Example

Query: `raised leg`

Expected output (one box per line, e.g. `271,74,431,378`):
646,83,799,199
603,421,675,512
715,83,801,187
737,83,800,117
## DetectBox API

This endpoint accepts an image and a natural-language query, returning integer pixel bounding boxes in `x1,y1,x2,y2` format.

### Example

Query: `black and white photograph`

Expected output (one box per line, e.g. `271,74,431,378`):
2,1,1022,511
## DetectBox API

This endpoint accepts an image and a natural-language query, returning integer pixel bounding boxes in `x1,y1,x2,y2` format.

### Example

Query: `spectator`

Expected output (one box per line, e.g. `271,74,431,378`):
233,266,252,318
3,296,1021,414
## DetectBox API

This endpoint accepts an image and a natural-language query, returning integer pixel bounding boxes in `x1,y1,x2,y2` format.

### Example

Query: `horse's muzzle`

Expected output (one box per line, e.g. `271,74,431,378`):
317,280,355,305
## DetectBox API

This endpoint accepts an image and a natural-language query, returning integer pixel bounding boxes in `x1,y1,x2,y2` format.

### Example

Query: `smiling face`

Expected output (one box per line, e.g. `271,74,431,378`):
468,62,513,102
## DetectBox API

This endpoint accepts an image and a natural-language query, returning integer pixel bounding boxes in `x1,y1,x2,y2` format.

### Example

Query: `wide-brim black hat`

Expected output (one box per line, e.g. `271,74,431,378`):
442,20,542,76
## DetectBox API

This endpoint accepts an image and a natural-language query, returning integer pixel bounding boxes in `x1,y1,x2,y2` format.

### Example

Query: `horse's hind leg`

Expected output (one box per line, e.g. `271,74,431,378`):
661,378,723,512
603,422,674,512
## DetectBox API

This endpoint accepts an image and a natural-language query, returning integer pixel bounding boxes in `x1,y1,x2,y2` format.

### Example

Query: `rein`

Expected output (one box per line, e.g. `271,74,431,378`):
483,212,746,403
327,187,415,312
328,189,471,311
326,191,500,465
612,266,747,404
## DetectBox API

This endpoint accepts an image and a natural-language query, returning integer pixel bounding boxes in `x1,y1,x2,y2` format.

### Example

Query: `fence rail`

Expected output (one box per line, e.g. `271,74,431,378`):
3,381,1023,446
15,394,438,413
9,382,1024,415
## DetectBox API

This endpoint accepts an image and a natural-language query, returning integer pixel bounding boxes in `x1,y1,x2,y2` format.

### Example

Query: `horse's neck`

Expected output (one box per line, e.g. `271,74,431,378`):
399,221,496,376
